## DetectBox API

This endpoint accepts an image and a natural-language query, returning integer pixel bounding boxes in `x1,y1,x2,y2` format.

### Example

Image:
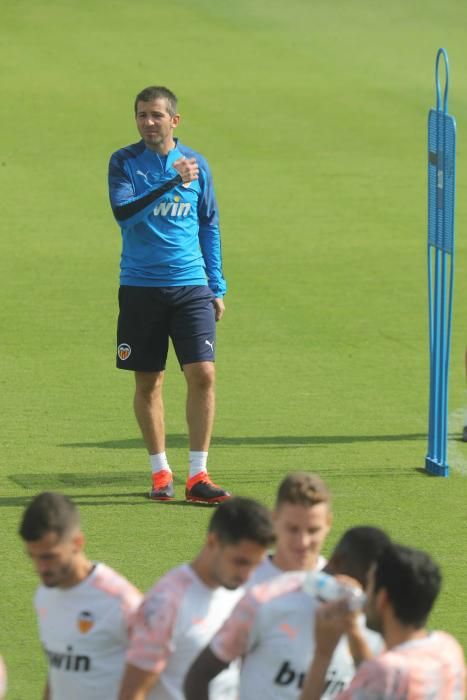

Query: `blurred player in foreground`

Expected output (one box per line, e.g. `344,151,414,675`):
249,472,332,586
118,497,275,700
0,655,6,699
463,347,467,441
19,492,142,700
300,543,466,700
185,526,389,700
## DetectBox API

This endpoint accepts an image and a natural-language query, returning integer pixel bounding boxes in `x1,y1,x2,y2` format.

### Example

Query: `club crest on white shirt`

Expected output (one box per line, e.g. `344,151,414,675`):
77,611,95,634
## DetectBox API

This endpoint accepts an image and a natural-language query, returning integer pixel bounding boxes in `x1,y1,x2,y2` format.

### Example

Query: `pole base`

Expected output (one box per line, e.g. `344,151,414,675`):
425,456,449,477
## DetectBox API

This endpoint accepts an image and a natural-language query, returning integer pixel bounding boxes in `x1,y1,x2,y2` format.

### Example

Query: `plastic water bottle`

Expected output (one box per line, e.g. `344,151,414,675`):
302,571,366,612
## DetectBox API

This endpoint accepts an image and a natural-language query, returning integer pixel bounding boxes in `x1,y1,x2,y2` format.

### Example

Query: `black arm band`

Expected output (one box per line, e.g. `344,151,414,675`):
114,174,183,222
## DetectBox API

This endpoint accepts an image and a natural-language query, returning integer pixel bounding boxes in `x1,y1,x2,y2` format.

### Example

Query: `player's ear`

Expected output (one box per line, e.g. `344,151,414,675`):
206,531,220,551
71,530,85,553
375,587,388,613
171,113,180,129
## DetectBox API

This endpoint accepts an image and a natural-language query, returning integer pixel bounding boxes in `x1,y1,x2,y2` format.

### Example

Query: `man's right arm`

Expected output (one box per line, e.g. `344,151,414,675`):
300,600,348,700
345,615,378,666
118,579,178,700
42,679,50,700
108,155,198,222
183,646,229,700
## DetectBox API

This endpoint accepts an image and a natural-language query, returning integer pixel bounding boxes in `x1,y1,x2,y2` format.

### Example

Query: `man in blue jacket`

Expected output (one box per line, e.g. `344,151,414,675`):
108,86,230,504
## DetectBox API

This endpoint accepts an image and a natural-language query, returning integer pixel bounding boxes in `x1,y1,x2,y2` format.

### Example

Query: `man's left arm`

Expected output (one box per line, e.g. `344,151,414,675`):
183,646,229,700
197,163,227,317
184,589,258,700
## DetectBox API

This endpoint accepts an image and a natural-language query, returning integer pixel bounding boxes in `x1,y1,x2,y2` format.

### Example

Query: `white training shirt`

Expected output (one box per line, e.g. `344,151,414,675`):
34,562,142,700
335,632,466,699
211,571,384,700
248,554,327,587
127,563,244,700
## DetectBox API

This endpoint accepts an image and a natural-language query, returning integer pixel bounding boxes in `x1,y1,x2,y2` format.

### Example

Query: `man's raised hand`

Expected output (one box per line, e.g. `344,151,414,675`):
173,157,199,183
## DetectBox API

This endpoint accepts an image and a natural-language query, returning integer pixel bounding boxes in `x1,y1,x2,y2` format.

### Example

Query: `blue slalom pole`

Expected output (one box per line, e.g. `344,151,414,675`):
425,48,456,477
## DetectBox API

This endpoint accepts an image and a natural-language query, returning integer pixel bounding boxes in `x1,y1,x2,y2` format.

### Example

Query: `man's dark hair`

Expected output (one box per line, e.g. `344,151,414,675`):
329,526,391,586
134,86,178,116
208,497,275,548
275,472,331,510
19,492,80,542
374,543,442,628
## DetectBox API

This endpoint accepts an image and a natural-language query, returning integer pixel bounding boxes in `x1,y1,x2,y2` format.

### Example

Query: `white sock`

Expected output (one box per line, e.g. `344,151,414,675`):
150,452,172,474
189,451,208,479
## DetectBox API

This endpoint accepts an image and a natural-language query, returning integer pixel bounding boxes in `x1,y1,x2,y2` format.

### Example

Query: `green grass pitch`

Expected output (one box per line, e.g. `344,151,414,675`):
1,0,467,696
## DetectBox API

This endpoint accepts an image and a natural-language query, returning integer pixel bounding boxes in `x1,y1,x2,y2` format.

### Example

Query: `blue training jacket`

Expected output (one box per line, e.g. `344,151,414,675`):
108,138,227,296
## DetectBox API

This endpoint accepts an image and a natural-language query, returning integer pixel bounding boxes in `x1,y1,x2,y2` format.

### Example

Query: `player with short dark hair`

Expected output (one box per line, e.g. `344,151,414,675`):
109,85,229,504
372,542,441,628
300,543,466,700
19,491,79,542
19,492,142,700
207,496,278,549
118,497,275,700
134,87,178,117
184,526,389,700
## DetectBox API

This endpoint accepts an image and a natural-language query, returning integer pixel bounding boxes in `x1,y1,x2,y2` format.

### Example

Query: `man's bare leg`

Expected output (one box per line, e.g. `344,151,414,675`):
183,362,216,452
183,361,230,502
134,371,166,454
134,371,174,499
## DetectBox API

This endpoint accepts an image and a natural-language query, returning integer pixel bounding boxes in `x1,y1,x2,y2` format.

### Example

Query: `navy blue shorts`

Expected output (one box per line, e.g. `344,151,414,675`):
116,285,216,371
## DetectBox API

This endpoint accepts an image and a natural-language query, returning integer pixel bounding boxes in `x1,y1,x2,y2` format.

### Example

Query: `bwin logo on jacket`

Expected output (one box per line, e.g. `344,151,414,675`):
153,196,191,217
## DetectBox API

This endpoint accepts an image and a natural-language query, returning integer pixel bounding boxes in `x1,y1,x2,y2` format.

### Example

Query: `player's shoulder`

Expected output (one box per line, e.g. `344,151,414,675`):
431,629,464,654
249,570,308,606
145,563,196,603
109,140,146,164
91,563,142,604
136,564,196,630
386,631,463,663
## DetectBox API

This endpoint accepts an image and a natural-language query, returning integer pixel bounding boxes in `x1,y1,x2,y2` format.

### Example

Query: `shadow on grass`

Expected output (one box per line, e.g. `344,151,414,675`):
9,471,152,490
414,467,438,477
0,491,217,508
7,473,225,506
0,493,149,507
60,433,431,450
8,462,430,495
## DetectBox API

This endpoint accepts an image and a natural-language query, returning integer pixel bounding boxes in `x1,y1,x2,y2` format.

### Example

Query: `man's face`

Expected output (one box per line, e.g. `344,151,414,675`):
209,536,268,590
135,98,179,151
273,502,332,571
364,565,383,633
25,530,82,588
